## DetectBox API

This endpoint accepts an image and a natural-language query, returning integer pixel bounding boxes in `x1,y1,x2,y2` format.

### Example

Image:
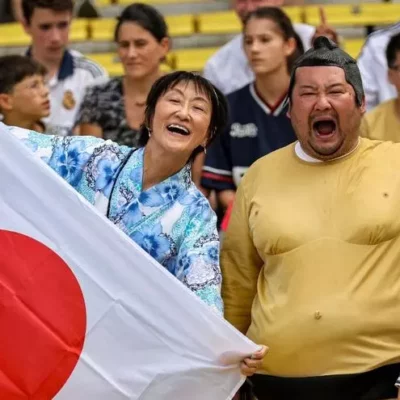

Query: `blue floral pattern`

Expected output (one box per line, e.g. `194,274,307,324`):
10,127,223,314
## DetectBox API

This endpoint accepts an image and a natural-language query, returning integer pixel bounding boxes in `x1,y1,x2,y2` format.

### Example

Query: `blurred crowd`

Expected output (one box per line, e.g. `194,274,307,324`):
1,0,399,223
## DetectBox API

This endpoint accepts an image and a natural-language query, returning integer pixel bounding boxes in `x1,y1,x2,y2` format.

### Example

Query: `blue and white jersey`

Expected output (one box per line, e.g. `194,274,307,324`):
201,83,296,192
9,125,223,314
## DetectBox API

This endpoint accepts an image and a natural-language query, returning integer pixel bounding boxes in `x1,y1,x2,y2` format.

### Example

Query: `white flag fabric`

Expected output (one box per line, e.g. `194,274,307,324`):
0,128,258,399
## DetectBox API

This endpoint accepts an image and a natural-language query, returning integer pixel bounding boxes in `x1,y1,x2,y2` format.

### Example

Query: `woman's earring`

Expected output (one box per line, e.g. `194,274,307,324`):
203,146,207,155
148,128,152,137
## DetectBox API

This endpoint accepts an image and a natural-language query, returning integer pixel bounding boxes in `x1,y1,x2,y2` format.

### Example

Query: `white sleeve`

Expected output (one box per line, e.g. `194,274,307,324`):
358,41,379,111
203,60,224,92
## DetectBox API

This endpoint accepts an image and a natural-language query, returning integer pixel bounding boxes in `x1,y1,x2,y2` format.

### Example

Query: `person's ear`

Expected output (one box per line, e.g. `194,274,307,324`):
284,37,297,58
159,37,171,62
287,101,292,120
0,93,13,112
359,95,366,115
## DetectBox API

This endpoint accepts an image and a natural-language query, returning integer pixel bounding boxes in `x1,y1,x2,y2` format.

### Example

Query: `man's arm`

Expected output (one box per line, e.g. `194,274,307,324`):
221,180,263,333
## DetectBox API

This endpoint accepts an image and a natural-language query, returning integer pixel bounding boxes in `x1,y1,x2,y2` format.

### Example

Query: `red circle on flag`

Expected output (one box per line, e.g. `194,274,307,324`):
0,230,86,399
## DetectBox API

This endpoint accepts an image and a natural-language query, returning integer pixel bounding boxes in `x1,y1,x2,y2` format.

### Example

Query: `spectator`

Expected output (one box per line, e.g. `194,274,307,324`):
222,37,400,400
201,7,301,214
363,32,400,141
203,0,338,96
0,55,49,132
363,32,400,140
74,3,170,147
358,22,400,111
21,0,107,136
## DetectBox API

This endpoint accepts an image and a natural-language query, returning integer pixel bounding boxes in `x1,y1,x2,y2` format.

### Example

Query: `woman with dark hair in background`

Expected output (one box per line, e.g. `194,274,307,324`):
201,7,303,229
74,3,170,147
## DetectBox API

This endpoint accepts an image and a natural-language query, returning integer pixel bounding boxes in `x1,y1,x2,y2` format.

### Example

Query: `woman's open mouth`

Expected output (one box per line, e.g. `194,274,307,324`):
166,124,190,136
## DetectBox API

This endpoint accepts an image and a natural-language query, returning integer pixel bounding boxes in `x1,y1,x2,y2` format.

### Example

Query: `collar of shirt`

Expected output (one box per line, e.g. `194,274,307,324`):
26,48,75,86
106,146,194,227
295,138,361,163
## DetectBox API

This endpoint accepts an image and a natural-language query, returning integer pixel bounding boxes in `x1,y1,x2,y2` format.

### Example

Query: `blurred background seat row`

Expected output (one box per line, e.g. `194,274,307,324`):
0,1,397,75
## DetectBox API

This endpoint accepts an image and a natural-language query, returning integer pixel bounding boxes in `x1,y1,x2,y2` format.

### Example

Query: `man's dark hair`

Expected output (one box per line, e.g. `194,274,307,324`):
386,32,400,69
114,3,168,43
0,55,46,94
243,7,304,72
22,0,74,24
288,36,364,106
138,71,228,161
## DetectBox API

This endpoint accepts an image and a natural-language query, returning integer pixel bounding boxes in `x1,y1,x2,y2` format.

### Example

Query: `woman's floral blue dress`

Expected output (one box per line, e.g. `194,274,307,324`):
10,126,223,314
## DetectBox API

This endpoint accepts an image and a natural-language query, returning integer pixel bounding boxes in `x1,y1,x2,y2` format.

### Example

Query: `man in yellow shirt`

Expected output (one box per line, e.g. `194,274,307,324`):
222,36,400,400
364,32,400,141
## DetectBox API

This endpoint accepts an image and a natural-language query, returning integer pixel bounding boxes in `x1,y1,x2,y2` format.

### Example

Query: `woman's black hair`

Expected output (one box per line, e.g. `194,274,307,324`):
243,7,304,72
138,71,229,162
114,3,169,42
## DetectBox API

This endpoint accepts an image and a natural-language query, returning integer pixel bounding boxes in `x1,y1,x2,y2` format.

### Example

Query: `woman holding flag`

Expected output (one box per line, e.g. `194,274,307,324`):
7,71,267,376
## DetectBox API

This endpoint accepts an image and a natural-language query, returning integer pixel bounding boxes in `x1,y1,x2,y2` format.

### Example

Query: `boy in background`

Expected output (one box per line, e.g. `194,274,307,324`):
0,55,50,132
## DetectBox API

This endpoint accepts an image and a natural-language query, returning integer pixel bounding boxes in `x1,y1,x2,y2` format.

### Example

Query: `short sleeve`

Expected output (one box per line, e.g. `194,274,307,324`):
201,126,235,192
203,59,224,92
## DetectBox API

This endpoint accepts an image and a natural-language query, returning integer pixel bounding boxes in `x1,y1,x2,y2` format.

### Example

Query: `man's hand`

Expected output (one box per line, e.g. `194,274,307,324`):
240,345,268,377
312,7,339,44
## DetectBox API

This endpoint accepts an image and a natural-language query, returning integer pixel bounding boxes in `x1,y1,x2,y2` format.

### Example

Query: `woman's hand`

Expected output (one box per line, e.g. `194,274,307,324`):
240,345,268,377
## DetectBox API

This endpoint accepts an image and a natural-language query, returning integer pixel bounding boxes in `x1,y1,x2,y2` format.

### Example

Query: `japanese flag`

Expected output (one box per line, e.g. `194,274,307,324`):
0,127,258,399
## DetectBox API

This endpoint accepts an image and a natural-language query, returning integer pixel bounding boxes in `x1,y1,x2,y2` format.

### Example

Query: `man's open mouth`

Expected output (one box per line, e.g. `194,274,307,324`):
167,124,190,136
313,118,337,137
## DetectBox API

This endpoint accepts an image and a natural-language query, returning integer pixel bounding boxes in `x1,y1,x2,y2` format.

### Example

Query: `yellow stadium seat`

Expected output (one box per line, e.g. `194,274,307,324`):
70,19,90,42
95,0,114,7
90,18,116,41
173,47,219,71
281,6,303,23
197,7,302,36
90,15,194,41
86,52,172,76
304,4,400,27
118,0,203,4
0,23,30,46
343,38,365,59
0,19,88,47
165,14,195,37
197,11,241,35
360,3,400,26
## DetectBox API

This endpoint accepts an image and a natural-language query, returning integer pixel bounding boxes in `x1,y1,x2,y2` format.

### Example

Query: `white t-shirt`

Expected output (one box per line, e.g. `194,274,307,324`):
28,48,108,136
203,23,315,95
358,23,400,111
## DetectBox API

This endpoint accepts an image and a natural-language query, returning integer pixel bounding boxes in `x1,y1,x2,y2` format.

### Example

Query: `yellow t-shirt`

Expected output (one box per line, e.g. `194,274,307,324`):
363,99,400,142
222,138,400,377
